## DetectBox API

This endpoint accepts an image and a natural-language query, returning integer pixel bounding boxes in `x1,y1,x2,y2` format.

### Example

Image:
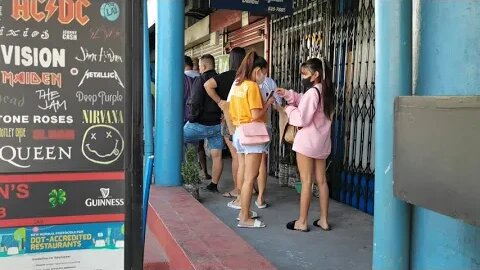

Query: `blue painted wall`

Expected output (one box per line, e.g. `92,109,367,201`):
413,1,480,269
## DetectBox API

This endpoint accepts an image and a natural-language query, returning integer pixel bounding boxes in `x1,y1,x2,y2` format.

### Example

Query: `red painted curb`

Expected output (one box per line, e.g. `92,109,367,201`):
144,226,170,270
147,186,277,270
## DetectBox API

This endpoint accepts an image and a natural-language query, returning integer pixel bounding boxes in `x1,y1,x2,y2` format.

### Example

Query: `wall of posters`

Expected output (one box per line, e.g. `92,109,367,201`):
0,0,127,173
0,0,130,269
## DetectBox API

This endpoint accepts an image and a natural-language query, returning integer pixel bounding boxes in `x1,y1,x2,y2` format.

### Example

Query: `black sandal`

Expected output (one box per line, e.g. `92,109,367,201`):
203,182,219,193
313,219,331,231
286,220,310,232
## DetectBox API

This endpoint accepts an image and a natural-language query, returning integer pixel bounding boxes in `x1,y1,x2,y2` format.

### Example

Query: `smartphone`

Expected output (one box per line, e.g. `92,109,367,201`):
266,91,275,100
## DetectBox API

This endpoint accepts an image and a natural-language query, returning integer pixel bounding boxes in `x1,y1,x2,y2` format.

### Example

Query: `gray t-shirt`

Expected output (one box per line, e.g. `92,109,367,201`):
260,77,281,126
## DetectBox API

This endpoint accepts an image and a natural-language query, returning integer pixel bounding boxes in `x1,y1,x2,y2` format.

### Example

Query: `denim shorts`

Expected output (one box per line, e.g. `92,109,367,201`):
232,126,271,154
184,121,225,150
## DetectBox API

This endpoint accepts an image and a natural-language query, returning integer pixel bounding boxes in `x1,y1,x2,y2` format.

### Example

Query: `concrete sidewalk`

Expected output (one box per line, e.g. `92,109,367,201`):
199,158,373,270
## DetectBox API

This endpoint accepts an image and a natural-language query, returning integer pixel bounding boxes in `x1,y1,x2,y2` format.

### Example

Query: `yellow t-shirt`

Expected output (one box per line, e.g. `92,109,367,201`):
229,80,265,125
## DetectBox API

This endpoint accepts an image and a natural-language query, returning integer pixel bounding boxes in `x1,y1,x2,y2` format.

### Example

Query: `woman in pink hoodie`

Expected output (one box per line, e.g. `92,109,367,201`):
276,58,335,232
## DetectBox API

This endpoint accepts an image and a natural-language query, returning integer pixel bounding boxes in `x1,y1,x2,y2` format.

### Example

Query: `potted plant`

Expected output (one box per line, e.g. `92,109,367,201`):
181,144,202,200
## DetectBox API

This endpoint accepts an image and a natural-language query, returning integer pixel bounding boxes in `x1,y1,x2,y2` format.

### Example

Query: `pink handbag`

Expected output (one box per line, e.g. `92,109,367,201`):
238,122,270,145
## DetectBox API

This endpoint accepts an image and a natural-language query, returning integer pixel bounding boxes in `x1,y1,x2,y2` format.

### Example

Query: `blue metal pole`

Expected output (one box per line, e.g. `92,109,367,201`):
141,0,154,244
154,0,184,186
373,1,412,269
143,0,153,162
142,155,154,243
412,1,480,269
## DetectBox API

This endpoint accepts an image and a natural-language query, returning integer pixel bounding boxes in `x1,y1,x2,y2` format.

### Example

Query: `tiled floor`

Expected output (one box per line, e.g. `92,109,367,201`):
199,158,373,270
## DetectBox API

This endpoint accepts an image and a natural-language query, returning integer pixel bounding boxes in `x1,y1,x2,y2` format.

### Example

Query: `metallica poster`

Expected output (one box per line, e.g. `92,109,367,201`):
0,0,132,269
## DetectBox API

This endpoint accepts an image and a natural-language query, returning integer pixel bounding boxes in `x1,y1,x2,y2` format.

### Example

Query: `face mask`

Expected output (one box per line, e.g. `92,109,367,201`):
301,76,314,89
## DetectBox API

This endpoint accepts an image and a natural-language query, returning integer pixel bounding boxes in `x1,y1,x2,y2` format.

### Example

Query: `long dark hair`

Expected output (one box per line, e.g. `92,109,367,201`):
229,47,246,71
235,51,267,85
302,58,335,120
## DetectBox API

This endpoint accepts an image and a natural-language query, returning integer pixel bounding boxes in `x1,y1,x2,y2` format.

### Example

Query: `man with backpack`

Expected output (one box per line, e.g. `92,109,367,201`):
184,54,224,192
184,56,211,180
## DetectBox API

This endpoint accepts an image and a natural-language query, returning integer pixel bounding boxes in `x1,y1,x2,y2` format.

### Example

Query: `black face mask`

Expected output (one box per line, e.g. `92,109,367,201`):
301,76,314,89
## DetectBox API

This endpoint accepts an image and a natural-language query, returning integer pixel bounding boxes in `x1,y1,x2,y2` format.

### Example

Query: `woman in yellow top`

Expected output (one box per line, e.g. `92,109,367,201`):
228,51,275,228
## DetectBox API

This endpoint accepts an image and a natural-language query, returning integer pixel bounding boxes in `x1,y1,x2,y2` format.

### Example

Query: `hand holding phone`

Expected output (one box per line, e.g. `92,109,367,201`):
267,91,275,100
266,91,275,106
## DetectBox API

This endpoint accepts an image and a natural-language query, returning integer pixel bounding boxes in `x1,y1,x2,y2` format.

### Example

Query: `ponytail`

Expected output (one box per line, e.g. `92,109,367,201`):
321,62,334,120
235,51,267,85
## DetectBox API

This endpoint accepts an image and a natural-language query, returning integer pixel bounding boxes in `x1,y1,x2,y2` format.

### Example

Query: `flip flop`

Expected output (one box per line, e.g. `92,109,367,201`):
313,219,332,231
222,192,236,198
236,210,258,221
286,220,310,232
227,200,241,210
237,219,266,228
255,200,268,209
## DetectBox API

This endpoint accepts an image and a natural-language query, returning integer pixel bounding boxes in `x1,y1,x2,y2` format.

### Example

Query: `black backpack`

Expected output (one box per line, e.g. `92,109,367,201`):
183,75,195,122
187,73,208,123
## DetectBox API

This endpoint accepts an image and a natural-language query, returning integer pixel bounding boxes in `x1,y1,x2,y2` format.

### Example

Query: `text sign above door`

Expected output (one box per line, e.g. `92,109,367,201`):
210,0,293,15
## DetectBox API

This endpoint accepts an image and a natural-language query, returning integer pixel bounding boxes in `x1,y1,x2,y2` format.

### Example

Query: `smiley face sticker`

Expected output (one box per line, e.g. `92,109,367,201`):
82,125,124,165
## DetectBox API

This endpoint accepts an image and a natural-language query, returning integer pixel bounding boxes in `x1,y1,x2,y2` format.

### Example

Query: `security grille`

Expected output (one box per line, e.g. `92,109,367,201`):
270,0,375,214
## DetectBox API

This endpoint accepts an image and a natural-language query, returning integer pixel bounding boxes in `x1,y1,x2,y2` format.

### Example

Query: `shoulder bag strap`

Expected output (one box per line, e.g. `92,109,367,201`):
313,86,321,106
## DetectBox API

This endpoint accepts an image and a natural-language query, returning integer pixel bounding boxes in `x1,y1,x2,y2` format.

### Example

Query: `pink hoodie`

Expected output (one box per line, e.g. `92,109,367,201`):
282,84,332,159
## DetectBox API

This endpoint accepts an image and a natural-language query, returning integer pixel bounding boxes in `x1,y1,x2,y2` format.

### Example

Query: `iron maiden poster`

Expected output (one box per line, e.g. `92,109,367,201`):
0,0,130,269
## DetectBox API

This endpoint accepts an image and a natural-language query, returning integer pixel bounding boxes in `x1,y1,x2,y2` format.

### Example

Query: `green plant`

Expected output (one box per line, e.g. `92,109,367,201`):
181,145,201,185
49,189,67,208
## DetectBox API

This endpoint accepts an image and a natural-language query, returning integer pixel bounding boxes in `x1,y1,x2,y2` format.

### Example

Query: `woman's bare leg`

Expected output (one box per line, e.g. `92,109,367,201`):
256,153,268,206
239,153,263,224
315,159,330,229
294,152,314,231
232,153,245,206
223,136,239,196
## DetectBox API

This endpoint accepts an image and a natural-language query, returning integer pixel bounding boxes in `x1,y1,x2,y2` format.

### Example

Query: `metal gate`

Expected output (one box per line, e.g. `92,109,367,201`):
270,0,375,215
